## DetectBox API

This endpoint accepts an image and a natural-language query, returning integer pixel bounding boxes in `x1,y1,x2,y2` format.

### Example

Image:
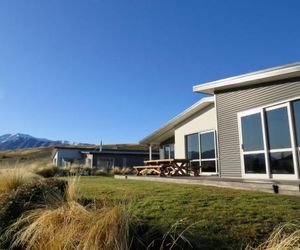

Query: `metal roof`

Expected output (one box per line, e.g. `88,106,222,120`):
193,61,300,94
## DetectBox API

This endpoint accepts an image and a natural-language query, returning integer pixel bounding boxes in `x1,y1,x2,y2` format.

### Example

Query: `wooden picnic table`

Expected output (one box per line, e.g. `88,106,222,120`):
134,159,190,176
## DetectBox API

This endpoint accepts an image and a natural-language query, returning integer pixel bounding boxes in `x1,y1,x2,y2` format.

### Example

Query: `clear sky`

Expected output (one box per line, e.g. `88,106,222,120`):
0,0,300,144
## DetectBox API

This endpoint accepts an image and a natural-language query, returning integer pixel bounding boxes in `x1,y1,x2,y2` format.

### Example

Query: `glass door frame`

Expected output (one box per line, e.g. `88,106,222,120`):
186,130,218,176
238,108,270,179
238,102,300,180
265,103,299,180
198,130,218,175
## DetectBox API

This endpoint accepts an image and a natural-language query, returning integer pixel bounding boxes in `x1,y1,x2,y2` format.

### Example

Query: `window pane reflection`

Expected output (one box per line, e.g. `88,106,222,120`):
244,154,266,174
200,132,215,159
270,151,294,174
186,134,199,159
241,113,264,151
201,161,216,173
266,107,291,149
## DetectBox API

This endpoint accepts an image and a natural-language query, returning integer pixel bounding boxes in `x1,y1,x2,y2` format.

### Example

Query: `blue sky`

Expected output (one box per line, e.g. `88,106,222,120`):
0,0,300,144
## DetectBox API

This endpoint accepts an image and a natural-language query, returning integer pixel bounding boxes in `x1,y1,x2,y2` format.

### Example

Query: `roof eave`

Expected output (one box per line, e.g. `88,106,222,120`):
140,96,214,145
193,62,300,94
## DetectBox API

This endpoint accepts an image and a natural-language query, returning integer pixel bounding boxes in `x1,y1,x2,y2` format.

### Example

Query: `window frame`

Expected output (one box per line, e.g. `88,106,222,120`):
238,97,300,180
163,143,175,159
185,130,218,175
238,108,270,179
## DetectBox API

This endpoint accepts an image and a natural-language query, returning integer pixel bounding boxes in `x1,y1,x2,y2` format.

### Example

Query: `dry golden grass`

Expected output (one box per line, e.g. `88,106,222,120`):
31,163,58,178
6,177,132,250
121,167,132,175
158,219,194,250
110,166,122,175
0,168,42,193
246,223,300,250
0,147,53,169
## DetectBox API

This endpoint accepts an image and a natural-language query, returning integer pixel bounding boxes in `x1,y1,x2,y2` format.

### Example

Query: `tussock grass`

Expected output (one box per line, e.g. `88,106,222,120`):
111,166,122,175
32,163,58,178
6,177,132,250
0,168,41,193
0,147,53,169
247,223,300,250
121,167,132,175
8,201,131,250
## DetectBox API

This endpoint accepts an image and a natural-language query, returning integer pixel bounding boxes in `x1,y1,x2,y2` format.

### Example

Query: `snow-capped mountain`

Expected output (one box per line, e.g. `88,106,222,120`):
0,133,81,150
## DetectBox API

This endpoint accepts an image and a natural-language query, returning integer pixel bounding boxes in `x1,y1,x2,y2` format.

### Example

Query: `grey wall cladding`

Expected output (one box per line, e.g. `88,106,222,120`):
216,78,300,177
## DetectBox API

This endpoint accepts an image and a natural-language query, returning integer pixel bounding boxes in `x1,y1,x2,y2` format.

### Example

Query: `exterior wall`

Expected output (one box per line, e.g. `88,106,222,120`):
53,152,58,166
85,154,93,168
55,149,83,167
216,79,300,178
91,153,157,168
174,104,216,159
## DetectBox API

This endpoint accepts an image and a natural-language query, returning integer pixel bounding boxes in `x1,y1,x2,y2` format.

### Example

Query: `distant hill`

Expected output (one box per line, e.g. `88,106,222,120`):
0,147,54,168
0,133,88,151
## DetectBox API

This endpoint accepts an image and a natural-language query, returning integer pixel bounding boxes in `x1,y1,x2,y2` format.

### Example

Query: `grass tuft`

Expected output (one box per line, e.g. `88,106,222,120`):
32,164,58,178
6,177,132,250
247,222,300,250
0,169,41,193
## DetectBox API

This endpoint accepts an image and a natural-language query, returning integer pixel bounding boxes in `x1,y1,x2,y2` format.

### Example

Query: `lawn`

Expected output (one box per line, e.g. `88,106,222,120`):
78,176,300,250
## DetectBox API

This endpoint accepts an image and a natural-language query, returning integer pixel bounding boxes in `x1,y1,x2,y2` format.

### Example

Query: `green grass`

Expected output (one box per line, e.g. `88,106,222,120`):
78,176,300,249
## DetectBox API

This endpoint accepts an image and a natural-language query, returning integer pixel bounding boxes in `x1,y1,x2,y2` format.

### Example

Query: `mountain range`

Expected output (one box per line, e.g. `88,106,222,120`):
0,133,84,151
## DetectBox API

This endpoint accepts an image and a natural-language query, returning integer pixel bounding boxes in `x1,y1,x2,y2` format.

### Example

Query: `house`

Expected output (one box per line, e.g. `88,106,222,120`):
141,62,300,181
194,62,300,180
52,146,91,166
140,96,218,175
52,144,158,169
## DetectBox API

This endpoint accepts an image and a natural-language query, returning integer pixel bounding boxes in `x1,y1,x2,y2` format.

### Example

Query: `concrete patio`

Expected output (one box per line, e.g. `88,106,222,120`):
114,175,300,196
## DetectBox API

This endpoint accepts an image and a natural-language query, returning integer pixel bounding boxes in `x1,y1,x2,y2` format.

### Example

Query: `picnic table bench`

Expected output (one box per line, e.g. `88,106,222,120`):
133,165,165,176
133,159,196,177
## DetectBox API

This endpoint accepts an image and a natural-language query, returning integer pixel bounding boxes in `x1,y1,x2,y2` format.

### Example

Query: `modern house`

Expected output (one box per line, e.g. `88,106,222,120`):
52,144,158,169
140,96,218,175
141,62,300,181
52,146,91,166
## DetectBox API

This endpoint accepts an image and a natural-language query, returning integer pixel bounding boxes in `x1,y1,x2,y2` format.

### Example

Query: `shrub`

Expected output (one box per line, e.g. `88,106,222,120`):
33,165,58,178
69,166,92,176
110,166,122,175
93,169,109,176
121,167,132,175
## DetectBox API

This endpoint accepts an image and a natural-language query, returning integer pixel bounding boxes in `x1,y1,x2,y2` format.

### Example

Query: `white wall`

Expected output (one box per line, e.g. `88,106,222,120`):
54,149,83,167
174,104,216,158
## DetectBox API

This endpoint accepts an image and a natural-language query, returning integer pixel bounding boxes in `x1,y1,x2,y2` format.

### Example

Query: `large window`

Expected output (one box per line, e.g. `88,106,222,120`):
266,106,294,174
186,133,199,159
163,144,174,159
185,131,217,174
239,98,300,179
240,112,266,174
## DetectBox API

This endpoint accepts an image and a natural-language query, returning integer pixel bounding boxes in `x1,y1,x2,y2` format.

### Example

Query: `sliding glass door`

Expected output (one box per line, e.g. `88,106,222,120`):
266,104,295,177
239,101,300,180
185,131,217,175
239,110,268,178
